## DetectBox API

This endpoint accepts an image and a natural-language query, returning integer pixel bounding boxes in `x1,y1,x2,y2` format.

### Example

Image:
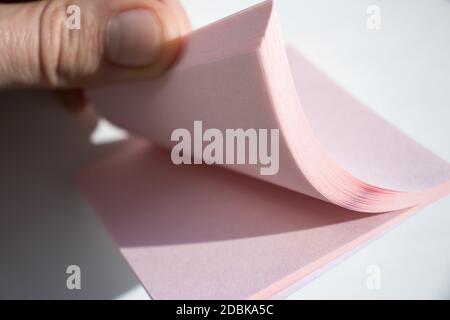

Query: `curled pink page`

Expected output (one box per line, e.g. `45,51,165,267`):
87,1,450,213
79,1,450,299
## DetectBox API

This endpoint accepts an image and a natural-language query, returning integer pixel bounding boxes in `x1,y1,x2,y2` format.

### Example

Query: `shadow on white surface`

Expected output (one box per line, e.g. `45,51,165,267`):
0,91,145,299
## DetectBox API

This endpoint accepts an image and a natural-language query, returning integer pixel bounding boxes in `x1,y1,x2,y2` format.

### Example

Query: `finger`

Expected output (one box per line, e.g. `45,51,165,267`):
158,0,191,34
0,0,188,89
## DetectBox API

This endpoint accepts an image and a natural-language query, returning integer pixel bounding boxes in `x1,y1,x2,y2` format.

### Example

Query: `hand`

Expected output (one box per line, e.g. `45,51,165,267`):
0,0,190,110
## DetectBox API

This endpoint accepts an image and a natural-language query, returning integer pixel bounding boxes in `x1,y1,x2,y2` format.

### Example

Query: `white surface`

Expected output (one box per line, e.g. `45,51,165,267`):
0,0,449,299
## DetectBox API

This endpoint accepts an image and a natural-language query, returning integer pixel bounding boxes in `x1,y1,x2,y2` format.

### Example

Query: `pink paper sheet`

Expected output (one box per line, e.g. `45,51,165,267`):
79,1,450,299
87,1,450,213
78,141,430,299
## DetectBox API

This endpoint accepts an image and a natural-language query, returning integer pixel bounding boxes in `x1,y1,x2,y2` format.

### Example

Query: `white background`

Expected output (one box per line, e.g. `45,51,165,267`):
0,0,449,299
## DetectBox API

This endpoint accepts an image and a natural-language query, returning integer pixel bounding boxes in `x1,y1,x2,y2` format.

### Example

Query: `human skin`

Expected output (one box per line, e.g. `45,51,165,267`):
0,0,190,110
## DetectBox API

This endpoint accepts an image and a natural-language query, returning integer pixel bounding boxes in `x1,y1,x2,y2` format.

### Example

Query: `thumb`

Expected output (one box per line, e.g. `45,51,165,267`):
0,0,185,89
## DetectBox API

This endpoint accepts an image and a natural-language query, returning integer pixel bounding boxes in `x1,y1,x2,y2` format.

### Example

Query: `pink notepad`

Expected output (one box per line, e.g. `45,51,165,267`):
79,1,450,299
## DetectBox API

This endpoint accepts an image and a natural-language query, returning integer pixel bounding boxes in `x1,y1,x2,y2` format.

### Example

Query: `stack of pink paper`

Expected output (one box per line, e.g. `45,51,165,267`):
79,1,450,299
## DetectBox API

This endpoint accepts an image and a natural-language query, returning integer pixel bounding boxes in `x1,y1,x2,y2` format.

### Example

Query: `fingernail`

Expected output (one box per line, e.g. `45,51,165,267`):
105,10,163,67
